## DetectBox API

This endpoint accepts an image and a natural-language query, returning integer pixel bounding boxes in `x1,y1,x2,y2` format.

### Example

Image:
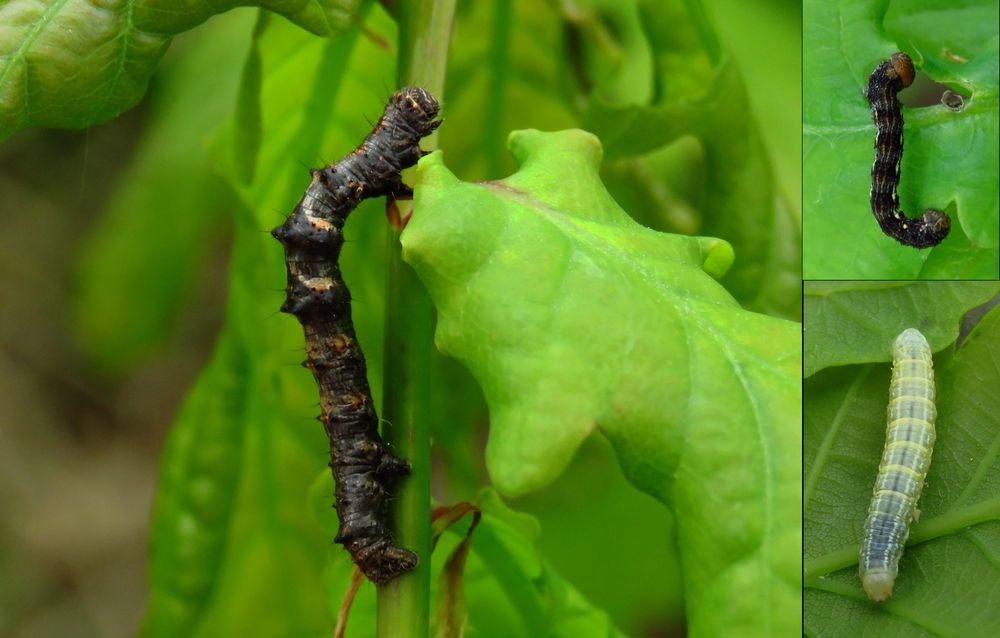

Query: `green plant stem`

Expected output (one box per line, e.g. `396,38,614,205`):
377,1,455,636
483,0,511,178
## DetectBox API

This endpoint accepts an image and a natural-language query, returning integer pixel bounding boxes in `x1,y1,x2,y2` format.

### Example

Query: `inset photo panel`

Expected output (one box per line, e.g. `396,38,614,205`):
803,2,1000,280
803,281,1000,635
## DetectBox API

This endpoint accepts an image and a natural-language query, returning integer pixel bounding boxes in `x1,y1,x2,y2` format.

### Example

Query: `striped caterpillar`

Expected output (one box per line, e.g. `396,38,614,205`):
272,87,441,584
859,328,937,601
866,52,950,248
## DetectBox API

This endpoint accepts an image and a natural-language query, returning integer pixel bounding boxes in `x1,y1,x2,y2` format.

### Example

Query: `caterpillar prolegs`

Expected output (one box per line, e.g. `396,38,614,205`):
866,52,950,248
859,328,936,601
272,87,441,584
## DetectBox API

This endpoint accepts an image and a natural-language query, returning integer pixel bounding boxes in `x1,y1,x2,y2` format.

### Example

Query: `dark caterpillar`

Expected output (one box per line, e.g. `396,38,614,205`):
272,87,441,584
866,52,950,248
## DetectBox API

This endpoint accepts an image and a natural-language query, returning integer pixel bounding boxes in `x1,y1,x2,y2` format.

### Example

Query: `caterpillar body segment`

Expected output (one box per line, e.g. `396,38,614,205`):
866,52,950,248
859,328,936,601
272,87,441,584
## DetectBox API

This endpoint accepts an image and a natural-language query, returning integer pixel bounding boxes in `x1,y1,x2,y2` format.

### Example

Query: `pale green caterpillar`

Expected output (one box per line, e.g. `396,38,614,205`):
859,328,936,601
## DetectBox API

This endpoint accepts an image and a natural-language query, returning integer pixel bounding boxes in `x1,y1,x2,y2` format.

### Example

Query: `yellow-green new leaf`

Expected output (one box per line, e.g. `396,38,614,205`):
402,128,801,637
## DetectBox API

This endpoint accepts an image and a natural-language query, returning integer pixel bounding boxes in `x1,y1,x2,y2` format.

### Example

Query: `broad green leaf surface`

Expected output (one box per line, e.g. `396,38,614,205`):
0,0,364,140
578,0,801,320
73,10,253,374
802,0,1000,279
426,368,685,632
403,129,801,637
803,281,1000,377
803,305,1000,637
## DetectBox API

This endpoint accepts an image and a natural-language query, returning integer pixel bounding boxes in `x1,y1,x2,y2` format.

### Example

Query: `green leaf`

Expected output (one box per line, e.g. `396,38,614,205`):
72,10,253,374
803,281,1000,377
306,481,632,638
710,0,801,210
402,129,800,637
0,0,366,140
438,0,801,320
513,435,684,631
466,490,630,638
803,0,1000,279
144,330,331,638
578,0,802,320
438,0,578,181
804,305,1000,636
144,334,247,637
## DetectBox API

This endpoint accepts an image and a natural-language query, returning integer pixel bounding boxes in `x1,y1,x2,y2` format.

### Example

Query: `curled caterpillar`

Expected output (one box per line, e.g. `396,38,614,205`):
866,52,950,248
272,87,441,584
859,328,936,601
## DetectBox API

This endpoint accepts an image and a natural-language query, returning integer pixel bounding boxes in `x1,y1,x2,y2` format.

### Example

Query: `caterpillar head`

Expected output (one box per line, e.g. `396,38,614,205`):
394,86,442,137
